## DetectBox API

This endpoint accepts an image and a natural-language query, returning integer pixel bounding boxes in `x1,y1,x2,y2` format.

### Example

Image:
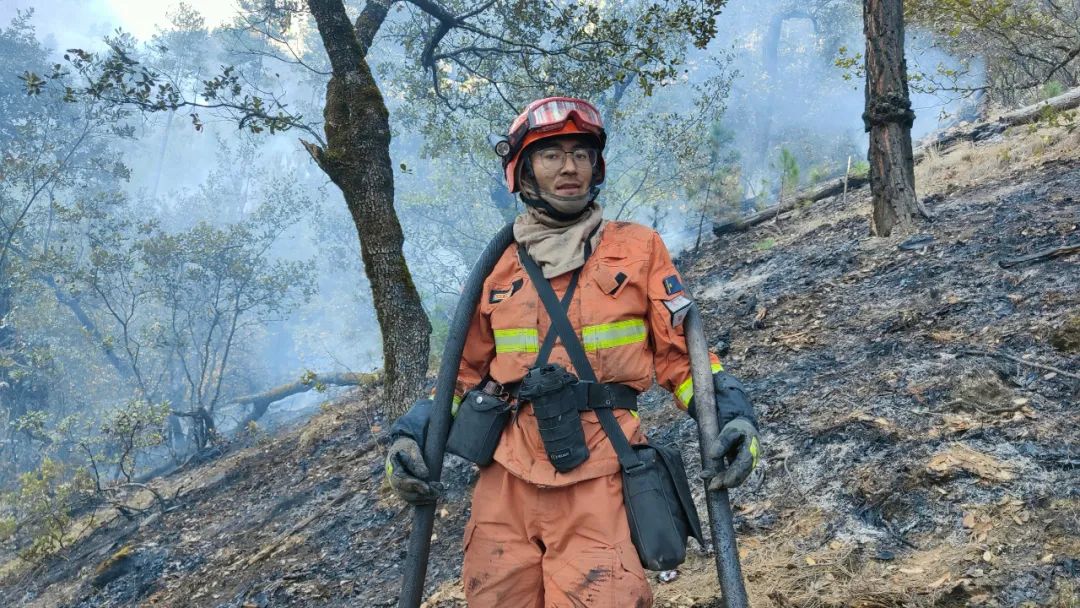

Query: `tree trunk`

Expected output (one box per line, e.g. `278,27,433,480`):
863,0,918,237
304,0,430,418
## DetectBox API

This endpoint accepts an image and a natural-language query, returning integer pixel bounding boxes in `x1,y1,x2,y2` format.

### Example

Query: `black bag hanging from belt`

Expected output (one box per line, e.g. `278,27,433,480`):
518,248,705,571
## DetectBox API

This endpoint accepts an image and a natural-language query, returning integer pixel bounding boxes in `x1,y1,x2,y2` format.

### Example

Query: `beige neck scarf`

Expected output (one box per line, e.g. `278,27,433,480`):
513,203,605,278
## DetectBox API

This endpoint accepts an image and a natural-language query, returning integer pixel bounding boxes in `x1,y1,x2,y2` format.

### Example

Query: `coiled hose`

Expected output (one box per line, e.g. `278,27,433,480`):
397,225,749,607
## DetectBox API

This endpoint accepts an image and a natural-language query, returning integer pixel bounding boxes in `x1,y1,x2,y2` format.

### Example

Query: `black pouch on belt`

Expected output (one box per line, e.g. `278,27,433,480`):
445,385,512,466
517,363,589,473
618,440,705,570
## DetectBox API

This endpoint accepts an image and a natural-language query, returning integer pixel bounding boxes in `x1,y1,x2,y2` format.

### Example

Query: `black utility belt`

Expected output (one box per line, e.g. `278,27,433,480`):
524,380,639,413
444,375,638,468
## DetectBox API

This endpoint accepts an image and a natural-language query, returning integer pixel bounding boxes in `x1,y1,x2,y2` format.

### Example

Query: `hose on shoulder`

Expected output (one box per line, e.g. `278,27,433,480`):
398,223,516,608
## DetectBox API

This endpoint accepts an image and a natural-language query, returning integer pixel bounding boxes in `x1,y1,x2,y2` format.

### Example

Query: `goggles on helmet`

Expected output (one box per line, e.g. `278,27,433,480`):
505,97,604,155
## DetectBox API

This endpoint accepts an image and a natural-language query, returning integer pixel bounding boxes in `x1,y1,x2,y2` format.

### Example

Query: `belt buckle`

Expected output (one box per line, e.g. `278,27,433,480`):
482,379,510,400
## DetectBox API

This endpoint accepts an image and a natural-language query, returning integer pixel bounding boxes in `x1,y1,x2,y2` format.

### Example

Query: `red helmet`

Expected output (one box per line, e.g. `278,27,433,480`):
501,97,607,193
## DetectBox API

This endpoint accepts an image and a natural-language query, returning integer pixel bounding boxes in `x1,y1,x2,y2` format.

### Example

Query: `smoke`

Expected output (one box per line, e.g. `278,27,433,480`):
2,0,986,437
643,0,984,251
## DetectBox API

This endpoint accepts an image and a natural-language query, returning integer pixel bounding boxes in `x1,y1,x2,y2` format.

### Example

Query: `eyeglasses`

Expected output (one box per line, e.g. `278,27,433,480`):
532,148,598,171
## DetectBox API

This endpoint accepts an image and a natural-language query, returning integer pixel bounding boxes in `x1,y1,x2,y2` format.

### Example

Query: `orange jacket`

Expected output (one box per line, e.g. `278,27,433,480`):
456,220,720,487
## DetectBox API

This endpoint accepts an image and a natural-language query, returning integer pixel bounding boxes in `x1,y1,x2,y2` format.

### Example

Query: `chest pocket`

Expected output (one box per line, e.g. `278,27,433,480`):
582,249,651,383
484,275,540,356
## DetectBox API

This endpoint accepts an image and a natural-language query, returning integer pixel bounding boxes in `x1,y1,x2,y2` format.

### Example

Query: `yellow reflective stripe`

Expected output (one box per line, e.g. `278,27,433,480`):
582,319,646,352
451,395,462,417
675,360,724,407
676,377,694,408
493,328,539,353
749,436,761,470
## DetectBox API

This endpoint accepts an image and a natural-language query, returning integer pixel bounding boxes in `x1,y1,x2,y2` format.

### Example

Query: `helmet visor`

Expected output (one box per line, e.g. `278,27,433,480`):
509,97,603,149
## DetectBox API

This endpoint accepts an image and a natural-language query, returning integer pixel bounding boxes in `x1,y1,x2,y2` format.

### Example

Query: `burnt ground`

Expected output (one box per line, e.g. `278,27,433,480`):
1,126,1077,608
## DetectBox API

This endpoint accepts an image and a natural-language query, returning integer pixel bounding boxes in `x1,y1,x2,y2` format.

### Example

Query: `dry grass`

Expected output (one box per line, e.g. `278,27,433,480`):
915,123,1080,197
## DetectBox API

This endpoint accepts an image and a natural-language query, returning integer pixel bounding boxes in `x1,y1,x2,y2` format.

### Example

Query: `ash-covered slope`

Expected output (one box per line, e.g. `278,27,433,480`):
2,126,1077,608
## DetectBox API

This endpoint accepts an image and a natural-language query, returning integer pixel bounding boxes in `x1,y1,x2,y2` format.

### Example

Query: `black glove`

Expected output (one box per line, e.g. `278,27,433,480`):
689,371,762,489
385,436,440,504
704,417,761,489
385,398,440,505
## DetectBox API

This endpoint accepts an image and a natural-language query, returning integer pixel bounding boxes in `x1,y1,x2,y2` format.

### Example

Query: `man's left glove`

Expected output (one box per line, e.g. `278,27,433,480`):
704,417,761,490
691,371,762,490
385,436,440,505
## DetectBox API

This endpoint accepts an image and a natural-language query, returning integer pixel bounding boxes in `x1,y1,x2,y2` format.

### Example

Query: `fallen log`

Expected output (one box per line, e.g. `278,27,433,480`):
917,86,1080,156
233,371,375,427
713,174,869,235
713,87,1080,238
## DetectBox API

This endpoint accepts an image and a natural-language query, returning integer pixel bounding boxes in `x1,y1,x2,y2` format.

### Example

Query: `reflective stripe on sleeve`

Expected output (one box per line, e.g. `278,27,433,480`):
493,328,539,353
582,318,647,352
675,360,724,408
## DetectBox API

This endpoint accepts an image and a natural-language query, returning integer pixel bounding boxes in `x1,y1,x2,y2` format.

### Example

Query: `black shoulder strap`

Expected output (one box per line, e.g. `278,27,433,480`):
530,229,597,366
518,247,643,472
533,267,580,366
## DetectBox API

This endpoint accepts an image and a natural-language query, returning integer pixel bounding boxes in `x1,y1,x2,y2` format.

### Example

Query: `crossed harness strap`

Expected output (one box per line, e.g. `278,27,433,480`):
517,247,644,472
493,231,637,413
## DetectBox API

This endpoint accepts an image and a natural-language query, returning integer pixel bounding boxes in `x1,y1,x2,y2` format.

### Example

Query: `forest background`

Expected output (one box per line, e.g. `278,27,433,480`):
0,0,1077,574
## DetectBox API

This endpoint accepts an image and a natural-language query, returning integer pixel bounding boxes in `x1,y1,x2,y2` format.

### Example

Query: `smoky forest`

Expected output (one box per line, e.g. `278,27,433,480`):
0,0,1077,607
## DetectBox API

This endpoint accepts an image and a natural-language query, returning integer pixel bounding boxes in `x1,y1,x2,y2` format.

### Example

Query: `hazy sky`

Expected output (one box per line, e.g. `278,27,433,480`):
2,0,237,51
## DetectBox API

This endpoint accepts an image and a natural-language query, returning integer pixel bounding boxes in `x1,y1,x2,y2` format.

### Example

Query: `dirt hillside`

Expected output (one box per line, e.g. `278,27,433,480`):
1,121,1077,608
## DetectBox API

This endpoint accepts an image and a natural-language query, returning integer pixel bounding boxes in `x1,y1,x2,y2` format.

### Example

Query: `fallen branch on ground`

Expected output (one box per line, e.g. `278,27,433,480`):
960,348,1080,382
918,86,1080,155
714,175,870,235
244,488,357,567
998,242,1080,268
233,371,376,427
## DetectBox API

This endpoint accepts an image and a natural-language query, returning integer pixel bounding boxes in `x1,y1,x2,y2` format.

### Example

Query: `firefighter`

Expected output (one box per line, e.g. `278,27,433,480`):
386,97,761,607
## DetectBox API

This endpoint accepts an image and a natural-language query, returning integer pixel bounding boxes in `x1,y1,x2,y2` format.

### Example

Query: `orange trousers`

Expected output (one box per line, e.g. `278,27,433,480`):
461,462,653,608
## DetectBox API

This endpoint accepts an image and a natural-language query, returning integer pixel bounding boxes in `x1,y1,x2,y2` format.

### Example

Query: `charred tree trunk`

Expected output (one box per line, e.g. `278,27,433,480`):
303,0,430,417
862,0,918,237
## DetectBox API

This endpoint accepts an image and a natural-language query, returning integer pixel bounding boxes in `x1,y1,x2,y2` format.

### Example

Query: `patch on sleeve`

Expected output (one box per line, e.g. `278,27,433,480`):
663,294,693,327
662,274,684,295
489,278,524,304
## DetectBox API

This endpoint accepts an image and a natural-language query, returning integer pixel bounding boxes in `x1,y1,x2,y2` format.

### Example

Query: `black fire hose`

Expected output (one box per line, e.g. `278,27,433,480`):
397,225,749,607
397,223,516,608
685,303,750,608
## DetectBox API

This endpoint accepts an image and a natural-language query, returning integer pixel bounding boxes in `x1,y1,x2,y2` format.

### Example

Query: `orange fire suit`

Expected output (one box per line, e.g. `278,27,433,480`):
456,221,720,607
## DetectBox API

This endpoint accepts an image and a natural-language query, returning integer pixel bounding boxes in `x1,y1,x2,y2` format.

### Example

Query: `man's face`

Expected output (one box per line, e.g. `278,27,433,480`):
529,136,596,198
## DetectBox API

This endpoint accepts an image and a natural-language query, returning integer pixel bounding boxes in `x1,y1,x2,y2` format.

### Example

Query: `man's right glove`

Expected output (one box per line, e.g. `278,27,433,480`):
385,435,440,505
385,398,439,505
